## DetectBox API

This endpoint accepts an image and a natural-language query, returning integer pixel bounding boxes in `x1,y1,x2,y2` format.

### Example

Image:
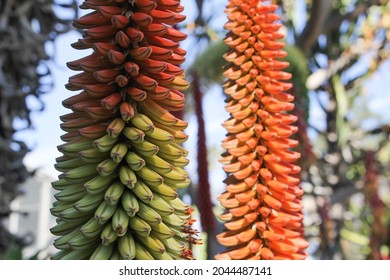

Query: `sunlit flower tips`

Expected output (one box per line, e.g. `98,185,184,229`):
51,0,199,260
216,0,307,260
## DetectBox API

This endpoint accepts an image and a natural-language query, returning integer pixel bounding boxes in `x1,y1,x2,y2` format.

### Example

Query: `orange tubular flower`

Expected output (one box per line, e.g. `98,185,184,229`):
215,0,308,260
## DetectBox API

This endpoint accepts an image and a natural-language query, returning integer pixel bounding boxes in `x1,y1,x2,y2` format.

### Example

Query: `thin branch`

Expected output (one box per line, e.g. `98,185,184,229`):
306,39,383,90
296,0,333,56
0,0,14,29
324,1,381,35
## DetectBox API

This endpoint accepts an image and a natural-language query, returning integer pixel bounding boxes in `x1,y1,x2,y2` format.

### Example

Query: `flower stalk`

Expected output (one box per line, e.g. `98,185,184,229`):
192,72,215,235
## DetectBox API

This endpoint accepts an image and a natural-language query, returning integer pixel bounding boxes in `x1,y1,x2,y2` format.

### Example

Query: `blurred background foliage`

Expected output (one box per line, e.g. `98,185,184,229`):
1,0,389,260
0,0,77,259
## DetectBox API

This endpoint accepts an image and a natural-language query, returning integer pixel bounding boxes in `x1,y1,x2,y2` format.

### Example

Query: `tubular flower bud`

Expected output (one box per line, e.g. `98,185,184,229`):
215,0,308,260
51,0,199,260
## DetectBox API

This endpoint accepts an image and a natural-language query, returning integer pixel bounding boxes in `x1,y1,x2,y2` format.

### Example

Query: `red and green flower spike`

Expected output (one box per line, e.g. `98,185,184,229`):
50,0,199,260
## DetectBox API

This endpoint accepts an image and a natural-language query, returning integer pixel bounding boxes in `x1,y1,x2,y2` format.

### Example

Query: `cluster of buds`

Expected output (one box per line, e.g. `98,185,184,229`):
215,0,308,260
50,0,199,260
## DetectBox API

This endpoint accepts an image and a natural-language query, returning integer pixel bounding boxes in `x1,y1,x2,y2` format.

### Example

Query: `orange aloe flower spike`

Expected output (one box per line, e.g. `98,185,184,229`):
215,0,308,260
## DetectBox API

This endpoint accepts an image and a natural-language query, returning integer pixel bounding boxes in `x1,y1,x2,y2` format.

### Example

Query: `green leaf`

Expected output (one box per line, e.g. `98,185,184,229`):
191,40,228,86
340,228,370,246
3,243,23,260
284,45,310,121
